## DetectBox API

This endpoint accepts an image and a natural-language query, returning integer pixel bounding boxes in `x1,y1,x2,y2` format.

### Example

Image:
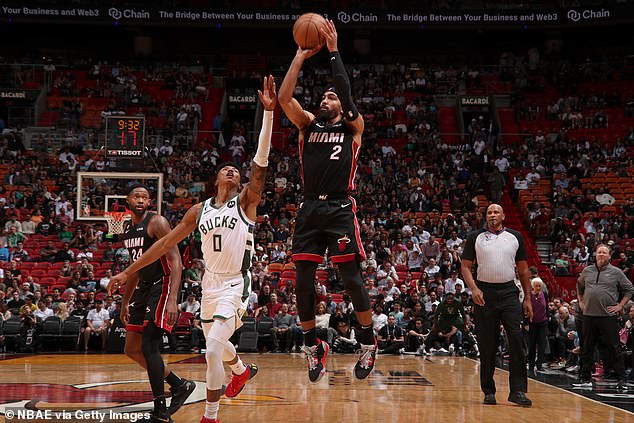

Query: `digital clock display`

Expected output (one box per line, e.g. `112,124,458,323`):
105,116,145,158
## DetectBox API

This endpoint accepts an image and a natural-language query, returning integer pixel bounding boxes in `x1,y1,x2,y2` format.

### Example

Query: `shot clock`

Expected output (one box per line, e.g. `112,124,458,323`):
105,116,145,158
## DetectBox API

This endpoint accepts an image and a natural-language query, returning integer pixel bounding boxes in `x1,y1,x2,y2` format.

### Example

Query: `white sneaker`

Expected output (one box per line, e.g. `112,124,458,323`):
438,348,449,354
566,365,579,373
448,345,455,355
429,348,437,354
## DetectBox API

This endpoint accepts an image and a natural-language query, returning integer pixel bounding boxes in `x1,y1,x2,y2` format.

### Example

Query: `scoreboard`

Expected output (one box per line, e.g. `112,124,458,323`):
105,116,145,158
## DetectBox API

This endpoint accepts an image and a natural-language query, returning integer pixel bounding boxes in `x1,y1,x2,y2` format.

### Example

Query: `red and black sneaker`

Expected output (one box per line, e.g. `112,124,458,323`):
301,340,329,383
225,363,258,398
200,417,218,423
354,340,377,379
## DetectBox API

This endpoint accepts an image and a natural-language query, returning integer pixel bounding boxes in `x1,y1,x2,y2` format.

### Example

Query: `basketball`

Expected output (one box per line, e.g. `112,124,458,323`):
292,13,326,50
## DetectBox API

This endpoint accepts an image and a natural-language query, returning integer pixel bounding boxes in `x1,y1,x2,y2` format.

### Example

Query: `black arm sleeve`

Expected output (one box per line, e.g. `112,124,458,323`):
330,51,359,121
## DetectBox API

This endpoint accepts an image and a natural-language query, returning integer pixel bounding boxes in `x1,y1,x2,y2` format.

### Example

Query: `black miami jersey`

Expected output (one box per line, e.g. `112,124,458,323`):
122,212,170,284
300,119,360,196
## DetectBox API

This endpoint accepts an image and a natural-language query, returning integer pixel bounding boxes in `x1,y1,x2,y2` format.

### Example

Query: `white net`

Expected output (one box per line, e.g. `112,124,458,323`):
104,212,131,235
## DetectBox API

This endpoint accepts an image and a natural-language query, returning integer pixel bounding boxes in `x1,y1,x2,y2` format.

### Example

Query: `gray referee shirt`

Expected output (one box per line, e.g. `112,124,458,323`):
461,227,527,283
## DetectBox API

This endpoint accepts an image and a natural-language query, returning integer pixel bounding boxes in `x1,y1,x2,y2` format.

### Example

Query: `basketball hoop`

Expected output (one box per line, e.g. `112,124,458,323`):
104,211,131,235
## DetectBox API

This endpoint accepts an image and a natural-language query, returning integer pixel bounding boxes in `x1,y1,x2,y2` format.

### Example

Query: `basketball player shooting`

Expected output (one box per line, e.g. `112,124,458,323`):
279,19,378,382
109,75,276,423
107,184,194,423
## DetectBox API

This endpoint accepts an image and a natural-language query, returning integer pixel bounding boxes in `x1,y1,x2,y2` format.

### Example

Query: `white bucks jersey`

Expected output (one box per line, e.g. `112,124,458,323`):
197,194,255,274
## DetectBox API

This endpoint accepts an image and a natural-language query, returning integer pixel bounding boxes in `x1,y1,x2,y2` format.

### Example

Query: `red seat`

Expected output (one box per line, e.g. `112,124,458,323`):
34,262,52,270
394,264,408,272
281,270,296,279
30,269,47,278
20,262,35,271
50,284,67,292
47,269,61,277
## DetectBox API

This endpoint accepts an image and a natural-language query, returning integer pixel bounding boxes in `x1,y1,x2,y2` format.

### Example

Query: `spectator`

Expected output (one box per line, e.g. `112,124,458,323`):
9,241,30,262
34,300,54,321
377,315,405,354
84,300,110,351
180,294,201,314
273,303,294,352
528,278,548,373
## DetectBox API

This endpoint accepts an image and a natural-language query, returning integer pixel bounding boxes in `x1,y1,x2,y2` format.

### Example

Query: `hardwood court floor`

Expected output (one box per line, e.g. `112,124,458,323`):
0,353,632,423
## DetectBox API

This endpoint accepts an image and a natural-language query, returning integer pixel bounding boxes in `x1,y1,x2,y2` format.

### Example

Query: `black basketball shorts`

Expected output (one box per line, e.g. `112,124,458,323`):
292,196,366,264
126,276,173,333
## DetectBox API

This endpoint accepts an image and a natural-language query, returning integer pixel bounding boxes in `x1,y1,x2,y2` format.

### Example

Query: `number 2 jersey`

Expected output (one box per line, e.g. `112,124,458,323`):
122,212,170,284
300,118,360,196
196,194,255,275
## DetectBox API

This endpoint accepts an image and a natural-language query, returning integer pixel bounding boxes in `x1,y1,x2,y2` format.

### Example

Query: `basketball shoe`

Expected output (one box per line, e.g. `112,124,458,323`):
200,417,218,423
354,340,378,379
168,379,196,414
301,340,329,382
225,363,258,398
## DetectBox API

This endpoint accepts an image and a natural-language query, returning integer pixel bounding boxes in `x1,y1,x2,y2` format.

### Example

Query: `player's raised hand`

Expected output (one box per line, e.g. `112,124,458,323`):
258,75,277,111
321,19,338,52
295,44,322,60
107,272,128,295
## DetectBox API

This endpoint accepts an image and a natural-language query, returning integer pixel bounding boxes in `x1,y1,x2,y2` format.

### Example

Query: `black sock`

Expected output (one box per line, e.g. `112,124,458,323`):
359,325,375,345
304,328,317,347
165,371,183,387
153,396,168,415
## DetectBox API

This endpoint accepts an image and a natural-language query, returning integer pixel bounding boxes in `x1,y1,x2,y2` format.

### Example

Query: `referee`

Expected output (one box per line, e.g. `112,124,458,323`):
461,204,533,407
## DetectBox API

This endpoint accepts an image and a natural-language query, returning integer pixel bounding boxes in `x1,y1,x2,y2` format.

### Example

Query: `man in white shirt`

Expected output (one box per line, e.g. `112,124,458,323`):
372,304,388,336
424,258,440,280
180,294,201,314
34,300,54,321
446,231,464,251
444,271,465,294
526,168,541,185
376,262,399,288
21,215,36,235
84,300,111,351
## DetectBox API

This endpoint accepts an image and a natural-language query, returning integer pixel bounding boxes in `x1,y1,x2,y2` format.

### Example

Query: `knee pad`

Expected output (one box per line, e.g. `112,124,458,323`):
338,261,370,312
206,337,226,391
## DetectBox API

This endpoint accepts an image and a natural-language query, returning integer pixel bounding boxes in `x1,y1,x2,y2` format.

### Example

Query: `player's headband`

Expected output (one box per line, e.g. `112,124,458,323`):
324,87,339,98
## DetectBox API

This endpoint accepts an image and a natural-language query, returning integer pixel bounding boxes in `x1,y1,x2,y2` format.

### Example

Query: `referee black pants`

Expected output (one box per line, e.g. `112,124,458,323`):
580,315,625,382
474,281,527,395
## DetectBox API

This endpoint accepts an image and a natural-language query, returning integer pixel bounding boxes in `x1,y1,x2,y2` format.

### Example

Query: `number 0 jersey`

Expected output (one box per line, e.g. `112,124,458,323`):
122,212,170,284
196,194,255,275
300,118,360,196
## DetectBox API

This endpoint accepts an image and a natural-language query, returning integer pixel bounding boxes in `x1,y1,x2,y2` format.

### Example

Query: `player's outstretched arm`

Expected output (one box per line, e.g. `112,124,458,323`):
321,19,364,135
278,46,320,130
241,76,275,222
108,204,201,292
149,214,184,325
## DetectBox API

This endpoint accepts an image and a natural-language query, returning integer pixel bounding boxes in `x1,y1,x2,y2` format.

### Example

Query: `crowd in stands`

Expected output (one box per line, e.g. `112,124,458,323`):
0,46,633,375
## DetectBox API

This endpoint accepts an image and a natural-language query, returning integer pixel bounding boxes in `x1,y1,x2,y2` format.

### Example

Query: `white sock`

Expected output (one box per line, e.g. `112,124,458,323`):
204,400,219,419
229,357,247,375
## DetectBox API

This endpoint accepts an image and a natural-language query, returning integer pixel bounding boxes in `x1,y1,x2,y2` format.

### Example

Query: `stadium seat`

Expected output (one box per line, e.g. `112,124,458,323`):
41,316,63,351
2,317,22,352
60,317,83,350
237,316,258,353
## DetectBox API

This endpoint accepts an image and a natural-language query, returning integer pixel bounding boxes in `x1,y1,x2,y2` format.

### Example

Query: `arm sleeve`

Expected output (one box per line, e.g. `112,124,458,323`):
330,51,359,121
617,269,634,299
253,110,273,167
